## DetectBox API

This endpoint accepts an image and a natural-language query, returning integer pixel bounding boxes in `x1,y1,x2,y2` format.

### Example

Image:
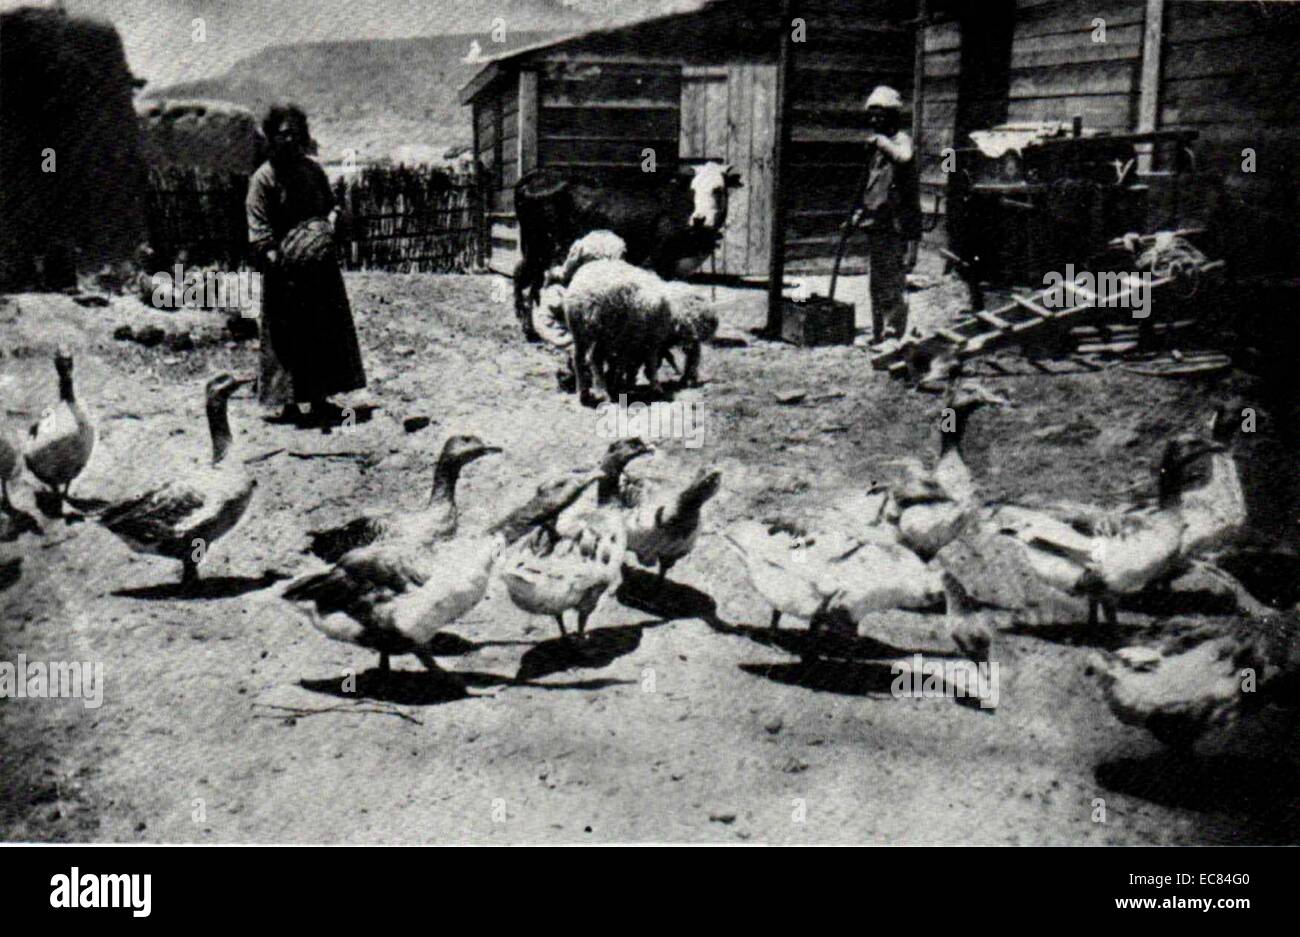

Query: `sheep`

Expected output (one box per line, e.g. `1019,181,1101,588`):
563,259,677,406
532,230,629,349
652,288,719,389
544,230,627,289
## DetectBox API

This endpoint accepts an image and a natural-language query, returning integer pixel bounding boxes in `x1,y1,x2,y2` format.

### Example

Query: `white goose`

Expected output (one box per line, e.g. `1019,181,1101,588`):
0,431,19,510
876,382,1008,559
284,471,601,675
24,347,95,505
1176,403,1247,560
994,435,1216,625
724,518,943,631
99,374,256,588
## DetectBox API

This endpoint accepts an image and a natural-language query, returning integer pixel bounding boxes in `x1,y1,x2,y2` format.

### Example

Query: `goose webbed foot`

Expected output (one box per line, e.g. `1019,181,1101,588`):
413,650,465,687
179,559,200,594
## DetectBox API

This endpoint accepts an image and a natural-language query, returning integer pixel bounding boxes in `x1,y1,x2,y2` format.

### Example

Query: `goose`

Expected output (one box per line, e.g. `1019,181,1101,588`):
99,374,256,589
1176,403,1247,560
724,518,943,631
876,382,1008,559
284,470,601,675
554,438,655,538
0,432,19,509
497,511,627,643
23,347,95,504
994,435,1215,625
622,467,723,583
305,434,502,564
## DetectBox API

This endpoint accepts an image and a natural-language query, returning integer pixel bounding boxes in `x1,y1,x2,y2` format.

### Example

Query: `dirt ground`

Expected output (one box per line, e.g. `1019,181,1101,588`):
2,257,1296,844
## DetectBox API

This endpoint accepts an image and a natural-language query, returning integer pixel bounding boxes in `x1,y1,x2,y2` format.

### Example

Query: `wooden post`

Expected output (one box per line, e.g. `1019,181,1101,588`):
766,0,795,336
912,0,927,152
1136,0,1166,174
518,70,539,176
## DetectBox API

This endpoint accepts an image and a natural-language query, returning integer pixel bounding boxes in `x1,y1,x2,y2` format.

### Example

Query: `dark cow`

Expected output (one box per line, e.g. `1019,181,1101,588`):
512,161,742,339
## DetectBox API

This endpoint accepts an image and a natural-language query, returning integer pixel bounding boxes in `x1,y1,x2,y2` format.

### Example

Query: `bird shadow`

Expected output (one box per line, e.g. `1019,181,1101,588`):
1096,753,1300,840
0,505,42,541
112,571,289,601
616,569,718,623
709,617,916,662
300,663,632,706
0,557,22,592
739,658,992,712
516,623,648,682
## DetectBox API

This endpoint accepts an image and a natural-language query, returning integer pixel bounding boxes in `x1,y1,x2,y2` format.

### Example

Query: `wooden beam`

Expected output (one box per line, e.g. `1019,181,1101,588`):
767,0,795,335
518,70,539,176
1136,0,1166,173
912,0,928,149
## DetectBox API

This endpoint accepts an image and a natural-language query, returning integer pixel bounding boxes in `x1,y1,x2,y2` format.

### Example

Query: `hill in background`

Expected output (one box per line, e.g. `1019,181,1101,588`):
145,31,562,165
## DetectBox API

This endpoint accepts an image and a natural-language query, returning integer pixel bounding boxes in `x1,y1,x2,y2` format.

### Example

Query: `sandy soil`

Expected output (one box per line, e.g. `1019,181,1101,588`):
1,259,1296,844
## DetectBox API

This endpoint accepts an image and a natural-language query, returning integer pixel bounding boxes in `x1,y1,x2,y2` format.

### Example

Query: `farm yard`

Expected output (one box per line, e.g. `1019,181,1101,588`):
1,263,1296,845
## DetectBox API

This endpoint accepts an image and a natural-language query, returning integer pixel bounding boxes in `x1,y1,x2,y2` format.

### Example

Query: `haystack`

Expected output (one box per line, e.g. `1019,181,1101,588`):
0,7,148,290
136,99,265,175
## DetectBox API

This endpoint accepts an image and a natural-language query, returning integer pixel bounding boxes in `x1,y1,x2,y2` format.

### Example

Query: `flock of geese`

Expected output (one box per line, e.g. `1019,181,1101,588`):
6,345,1249,692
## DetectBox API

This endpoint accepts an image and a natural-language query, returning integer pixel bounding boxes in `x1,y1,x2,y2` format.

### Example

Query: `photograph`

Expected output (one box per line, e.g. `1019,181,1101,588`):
0,0,1295,870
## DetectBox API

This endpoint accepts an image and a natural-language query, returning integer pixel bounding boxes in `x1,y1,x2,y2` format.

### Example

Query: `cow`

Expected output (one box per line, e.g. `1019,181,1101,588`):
511,161,742,340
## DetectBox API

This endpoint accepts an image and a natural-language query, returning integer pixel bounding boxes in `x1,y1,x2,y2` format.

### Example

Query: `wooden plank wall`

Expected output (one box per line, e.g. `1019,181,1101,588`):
537,60,682,179
475,83,524,275
1007,0,1145,131
919,18,960,246
785,0,917,274
680,64,777,276
1157,0,1300,225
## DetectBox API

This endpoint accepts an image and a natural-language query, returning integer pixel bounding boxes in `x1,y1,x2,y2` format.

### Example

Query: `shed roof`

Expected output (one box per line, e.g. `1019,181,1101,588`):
459,0,930,105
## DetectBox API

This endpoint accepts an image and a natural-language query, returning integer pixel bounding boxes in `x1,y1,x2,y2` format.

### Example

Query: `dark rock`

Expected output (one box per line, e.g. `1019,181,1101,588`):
403,415,432,434
164,331,194,352
134,325,164,347
112,324,133,341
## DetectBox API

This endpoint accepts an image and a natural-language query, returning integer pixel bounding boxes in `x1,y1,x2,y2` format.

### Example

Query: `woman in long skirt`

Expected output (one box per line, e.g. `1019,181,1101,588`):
247,104,366,424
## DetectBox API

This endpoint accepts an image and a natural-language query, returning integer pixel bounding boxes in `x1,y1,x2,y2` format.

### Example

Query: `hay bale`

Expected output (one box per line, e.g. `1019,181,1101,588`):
136,98,264,175
0,7,147,289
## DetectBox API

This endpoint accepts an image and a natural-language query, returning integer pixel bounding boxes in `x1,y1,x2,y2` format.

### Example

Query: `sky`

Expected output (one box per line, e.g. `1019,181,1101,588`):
0,0,626,88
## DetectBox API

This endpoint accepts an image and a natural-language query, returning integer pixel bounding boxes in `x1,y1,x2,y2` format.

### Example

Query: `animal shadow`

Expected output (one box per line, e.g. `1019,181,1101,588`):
1096,753,1300,842
301,667,475,705
113,571,289,601
616,569,717,622
516,623,645,682
0,506,42,541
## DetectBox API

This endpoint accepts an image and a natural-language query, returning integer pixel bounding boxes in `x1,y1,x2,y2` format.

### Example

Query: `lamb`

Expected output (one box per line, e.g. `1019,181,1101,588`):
562,258,677,406
532,230,628,348
653,289,718,389
545,230,627,288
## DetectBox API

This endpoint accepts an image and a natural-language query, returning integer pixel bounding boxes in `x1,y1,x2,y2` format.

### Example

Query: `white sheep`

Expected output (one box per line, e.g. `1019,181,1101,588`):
532,230,629,348
563,258,677,405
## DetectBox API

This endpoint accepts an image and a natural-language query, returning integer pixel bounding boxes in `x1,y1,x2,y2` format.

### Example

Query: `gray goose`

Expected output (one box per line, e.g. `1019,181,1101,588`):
99,374,255,589
306,434,501,564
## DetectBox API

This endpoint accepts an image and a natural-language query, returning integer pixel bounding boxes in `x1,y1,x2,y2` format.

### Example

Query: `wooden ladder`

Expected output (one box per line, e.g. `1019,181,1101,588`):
870,259,1225,379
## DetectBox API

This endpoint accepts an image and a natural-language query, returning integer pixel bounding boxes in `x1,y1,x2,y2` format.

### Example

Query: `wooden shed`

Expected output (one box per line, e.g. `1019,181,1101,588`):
461,0,1299,299
460,0,921,279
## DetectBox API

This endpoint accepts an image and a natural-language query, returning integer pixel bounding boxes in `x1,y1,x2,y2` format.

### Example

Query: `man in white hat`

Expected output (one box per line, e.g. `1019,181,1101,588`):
852,85,921,343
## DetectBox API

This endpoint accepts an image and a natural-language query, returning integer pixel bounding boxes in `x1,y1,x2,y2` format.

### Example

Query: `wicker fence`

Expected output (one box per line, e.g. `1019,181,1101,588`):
334,166,484,273
144,164,485,273
145,167,250,268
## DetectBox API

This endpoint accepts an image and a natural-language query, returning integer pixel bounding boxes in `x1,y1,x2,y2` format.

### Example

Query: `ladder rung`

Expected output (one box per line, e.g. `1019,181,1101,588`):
1061,281,1097,305
936,327,967,345
1012,295,1055,318
973,311,1010,329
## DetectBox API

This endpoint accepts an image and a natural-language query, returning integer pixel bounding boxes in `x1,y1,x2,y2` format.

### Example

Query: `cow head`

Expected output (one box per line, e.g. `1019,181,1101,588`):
681,162,743,230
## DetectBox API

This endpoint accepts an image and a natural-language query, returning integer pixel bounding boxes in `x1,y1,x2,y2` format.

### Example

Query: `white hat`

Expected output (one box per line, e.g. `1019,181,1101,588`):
866,85,904,110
